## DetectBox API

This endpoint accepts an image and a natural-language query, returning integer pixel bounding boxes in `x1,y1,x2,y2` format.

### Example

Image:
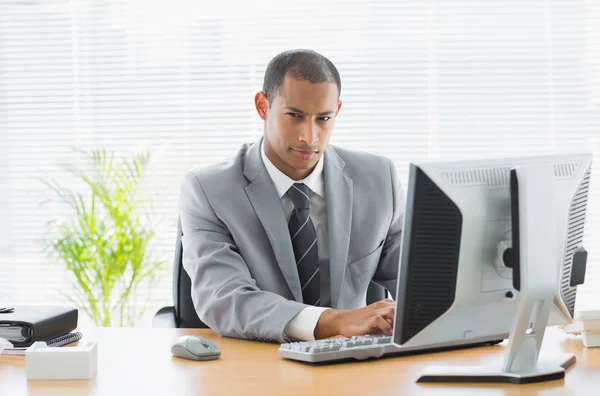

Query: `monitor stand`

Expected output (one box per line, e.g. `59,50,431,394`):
417,164,576,384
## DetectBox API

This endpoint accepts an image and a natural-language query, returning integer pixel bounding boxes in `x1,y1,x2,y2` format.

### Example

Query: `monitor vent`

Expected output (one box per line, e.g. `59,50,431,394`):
554,161,581,179
401,168,462,342
560,165,591,318
441,167,510,188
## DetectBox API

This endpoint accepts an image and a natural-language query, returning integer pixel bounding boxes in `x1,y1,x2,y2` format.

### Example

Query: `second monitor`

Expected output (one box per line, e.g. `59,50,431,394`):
394,152,592,383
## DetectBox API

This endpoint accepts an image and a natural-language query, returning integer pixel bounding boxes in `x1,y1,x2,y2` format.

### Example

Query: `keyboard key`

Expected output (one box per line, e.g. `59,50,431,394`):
354,341,363,347
362,339,373,346
343,341,354,348
331,345,341,351
375,337,392,344
280,344,291,350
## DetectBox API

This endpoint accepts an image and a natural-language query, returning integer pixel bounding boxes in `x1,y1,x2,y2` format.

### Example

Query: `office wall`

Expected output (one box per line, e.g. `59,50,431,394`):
0,0,598,325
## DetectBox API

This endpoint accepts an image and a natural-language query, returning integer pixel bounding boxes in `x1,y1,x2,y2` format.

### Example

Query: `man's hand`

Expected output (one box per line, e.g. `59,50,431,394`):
314,300,395,340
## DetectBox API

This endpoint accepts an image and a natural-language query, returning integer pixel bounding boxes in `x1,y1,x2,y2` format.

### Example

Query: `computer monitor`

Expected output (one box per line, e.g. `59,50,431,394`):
392,152,592,383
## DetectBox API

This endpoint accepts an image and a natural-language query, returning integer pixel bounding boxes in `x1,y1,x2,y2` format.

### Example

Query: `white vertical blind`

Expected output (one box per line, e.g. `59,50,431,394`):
0,0,599,326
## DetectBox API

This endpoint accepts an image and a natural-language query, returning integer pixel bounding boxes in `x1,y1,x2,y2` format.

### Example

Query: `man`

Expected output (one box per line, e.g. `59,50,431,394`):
179,49,404,343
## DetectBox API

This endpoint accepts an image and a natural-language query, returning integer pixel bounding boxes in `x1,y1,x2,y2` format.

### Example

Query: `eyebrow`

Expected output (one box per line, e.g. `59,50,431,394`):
285,106,335,116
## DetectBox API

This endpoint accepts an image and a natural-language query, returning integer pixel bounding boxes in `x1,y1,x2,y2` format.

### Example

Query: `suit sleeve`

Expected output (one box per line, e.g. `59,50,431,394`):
372,159,405,299
179,172,307,343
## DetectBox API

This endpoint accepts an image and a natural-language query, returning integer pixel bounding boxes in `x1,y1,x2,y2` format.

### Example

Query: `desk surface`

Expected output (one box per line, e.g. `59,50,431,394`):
1,327,598,396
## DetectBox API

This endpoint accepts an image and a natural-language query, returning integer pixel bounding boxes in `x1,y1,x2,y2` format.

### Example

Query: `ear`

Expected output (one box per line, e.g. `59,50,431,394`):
255,91,269,121
335,100,343,117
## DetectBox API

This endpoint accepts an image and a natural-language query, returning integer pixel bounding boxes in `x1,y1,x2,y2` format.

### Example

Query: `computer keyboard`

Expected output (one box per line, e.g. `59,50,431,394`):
278,334,407,363
279,334,507,364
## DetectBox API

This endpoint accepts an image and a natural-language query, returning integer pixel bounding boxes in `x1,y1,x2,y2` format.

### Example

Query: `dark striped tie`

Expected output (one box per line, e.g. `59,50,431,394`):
287,183,320,306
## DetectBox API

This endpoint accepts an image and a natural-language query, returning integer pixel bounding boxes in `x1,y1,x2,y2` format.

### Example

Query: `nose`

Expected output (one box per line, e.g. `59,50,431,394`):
299,121,318,146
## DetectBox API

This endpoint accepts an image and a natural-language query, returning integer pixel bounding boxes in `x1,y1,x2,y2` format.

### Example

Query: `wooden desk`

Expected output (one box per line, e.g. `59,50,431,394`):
0,327,598,396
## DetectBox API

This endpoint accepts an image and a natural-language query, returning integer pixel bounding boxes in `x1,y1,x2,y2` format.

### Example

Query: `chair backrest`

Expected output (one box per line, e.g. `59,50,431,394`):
172,218,208,328
172,218,387,329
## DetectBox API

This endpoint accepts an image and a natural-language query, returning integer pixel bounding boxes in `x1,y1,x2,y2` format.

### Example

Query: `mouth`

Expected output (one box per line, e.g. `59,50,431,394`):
291,148,317,161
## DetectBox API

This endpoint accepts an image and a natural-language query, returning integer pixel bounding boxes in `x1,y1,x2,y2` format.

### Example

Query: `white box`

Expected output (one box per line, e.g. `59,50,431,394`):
582,332,600,348
25,341,98,380
561,310,600,348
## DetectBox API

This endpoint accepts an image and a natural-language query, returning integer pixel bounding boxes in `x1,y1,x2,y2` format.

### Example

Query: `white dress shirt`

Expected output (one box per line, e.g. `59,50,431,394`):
260,142,330,341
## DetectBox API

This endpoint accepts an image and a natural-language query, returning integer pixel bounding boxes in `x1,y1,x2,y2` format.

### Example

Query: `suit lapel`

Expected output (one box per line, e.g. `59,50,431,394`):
243,140,302,302
324,147,353,307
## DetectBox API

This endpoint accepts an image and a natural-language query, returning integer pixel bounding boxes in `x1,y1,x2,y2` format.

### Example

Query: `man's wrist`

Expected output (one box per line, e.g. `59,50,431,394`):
314,309,347,339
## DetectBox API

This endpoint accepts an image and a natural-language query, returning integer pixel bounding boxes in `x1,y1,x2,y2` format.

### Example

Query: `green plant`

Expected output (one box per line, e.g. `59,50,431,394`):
44,148,166,327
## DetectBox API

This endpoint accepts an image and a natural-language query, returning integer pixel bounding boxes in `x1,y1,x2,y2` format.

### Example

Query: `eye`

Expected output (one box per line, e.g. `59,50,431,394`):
286,113,301,118
318,116,331,122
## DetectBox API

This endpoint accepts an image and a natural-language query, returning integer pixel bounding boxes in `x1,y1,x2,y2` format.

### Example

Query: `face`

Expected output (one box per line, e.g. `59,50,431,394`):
255,74,342,180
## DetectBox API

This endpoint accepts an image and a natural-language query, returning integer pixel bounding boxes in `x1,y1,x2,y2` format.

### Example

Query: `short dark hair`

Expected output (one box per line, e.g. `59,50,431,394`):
262,49,341,105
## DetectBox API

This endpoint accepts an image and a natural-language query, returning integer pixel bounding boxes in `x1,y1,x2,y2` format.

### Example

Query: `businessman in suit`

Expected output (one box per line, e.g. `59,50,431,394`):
180,49,404,343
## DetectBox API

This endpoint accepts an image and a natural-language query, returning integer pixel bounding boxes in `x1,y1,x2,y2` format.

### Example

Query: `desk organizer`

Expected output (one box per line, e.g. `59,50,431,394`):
25,341,98,380
561,310,600,348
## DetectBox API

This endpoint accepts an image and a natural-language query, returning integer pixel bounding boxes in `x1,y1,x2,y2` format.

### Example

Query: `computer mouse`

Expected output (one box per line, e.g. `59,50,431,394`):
170,335,221,361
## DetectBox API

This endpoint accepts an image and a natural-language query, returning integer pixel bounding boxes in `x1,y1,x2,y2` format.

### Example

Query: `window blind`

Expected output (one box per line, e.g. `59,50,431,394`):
1,0,598,326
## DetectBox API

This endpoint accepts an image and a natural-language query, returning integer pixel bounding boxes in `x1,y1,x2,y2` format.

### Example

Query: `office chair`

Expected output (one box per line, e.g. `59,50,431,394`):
153,218,387,329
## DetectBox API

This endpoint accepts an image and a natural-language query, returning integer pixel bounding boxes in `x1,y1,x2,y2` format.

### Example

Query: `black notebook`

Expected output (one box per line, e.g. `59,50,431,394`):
0,305,78,347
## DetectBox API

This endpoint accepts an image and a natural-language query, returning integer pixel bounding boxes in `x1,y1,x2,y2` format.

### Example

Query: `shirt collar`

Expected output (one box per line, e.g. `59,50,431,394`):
261,140,326,199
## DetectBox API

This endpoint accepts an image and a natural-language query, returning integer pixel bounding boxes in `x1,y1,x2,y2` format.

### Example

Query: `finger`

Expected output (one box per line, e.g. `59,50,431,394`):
376,315,393,335
369,315,393,336
376,307,395,321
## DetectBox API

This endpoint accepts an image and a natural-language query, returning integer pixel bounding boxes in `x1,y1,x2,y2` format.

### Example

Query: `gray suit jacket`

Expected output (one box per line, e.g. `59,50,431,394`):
179,139,404,343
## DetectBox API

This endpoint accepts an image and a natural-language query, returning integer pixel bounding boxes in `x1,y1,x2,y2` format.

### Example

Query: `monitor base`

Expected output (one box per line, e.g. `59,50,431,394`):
417,353,575,384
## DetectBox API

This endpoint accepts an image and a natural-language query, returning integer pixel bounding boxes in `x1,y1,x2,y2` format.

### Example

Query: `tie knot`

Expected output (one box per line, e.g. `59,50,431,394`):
288,183,310,210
